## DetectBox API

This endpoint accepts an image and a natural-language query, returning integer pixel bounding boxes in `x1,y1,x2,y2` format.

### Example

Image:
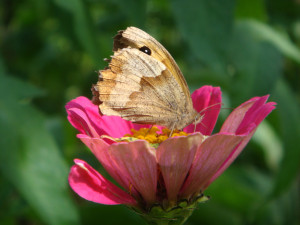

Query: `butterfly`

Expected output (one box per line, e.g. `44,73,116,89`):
92,27,202,131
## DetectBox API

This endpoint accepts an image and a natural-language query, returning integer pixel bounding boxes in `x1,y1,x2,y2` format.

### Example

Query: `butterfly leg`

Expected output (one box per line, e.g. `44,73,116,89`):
145,125,154,136
169,123,176,137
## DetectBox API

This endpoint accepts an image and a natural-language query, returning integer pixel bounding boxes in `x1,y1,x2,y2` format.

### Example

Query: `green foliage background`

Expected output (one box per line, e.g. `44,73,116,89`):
0,0,299,224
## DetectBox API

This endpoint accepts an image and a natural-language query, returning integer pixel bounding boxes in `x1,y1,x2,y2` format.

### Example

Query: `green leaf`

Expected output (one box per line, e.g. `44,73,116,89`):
0,56,6,75
252,121,283,171
235,0,267,21
0,76,44,100
0,75,80,225
80,204,145,225
226,25,282,103
253,183,299,225
207,166,272,215
236,20,300,63
201,166,273,225
270,79,300,197
111,0,147,28
51,0,101,62
171,0,235,72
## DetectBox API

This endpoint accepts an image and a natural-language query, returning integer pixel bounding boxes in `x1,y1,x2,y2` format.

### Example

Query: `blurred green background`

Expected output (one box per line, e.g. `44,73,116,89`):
0,0,299,224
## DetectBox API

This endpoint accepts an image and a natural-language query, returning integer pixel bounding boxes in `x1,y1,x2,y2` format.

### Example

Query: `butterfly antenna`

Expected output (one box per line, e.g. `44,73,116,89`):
193,102,223,132
193,115,207,132
201,102,223,113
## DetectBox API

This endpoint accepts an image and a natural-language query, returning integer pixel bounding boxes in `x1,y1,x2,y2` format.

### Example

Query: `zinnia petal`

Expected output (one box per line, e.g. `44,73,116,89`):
78,135,138,196
205,96,276,186
156,133,204,202
66,97,101,138
66,96,135,139
184,86,222,135
108,141,157,204
220,95,276,135
69,159,136,205
180,134,245,197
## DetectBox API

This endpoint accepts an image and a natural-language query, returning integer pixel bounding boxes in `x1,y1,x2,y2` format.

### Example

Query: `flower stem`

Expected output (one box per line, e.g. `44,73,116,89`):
140,208,194,225
133,195,209,225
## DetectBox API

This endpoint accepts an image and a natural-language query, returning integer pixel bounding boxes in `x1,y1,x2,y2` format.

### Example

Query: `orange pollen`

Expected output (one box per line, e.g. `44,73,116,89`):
124,126,189,144
129,183,133,195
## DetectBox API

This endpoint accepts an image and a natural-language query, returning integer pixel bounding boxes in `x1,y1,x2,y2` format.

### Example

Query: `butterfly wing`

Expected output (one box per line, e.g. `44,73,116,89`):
94,27,198,130
114,27,192,101
95,47,193,128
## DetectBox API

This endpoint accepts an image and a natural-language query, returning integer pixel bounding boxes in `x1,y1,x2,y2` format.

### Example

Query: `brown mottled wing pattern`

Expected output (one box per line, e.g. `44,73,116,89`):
94,27,198,130
114,27,192,100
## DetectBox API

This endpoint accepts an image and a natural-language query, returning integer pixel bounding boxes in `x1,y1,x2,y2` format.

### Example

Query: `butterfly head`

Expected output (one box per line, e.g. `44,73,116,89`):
193,113,204,126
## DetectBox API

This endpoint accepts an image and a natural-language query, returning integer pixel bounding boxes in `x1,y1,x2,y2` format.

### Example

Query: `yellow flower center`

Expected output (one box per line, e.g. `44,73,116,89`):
125,126,188,144
101,126,189,147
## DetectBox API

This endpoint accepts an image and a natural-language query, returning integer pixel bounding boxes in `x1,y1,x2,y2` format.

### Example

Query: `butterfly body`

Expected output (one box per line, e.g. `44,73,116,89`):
93,27,200,130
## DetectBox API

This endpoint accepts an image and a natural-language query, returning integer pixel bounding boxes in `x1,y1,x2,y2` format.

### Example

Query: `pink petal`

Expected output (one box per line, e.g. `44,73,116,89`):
108,141,158,205
180,134,245,197
156,133,204,202
184,86,222,135
69,159,136,205
206,96,276,186
66,98,100,138
78,135,138,196
204,129,256,189
66,97,136,139
220,95,276,135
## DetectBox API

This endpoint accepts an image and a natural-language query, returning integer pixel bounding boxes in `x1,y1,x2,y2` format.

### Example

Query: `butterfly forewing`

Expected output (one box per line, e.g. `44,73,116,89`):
115,27,192,101
94,27,198,130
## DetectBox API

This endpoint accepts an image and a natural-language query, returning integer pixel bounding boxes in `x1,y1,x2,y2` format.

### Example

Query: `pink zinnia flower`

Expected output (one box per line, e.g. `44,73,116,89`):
66,86,275,224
